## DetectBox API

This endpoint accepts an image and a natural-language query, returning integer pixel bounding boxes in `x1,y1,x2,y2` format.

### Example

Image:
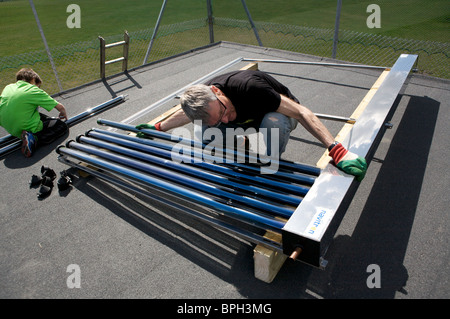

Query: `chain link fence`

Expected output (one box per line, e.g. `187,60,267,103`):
1,1,448,95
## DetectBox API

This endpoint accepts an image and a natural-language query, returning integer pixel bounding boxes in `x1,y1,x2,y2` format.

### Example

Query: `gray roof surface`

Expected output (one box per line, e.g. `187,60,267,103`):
1,42,449,299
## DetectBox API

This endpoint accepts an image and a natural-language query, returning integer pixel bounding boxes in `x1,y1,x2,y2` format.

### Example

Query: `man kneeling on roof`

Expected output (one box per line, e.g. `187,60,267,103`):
136,70,367,181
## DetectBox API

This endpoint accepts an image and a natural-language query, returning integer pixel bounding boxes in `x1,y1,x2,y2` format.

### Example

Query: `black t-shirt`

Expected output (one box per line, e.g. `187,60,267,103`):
206,70,299,128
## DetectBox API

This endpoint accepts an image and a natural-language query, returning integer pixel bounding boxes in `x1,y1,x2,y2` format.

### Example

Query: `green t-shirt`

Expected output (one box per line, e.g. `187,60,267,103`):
0,80,58,137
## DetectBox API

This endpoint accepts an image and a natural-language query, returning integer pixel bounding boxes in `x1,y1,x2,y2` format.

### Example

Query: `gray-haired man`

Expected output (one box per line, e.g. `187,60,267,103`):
136,70,366,181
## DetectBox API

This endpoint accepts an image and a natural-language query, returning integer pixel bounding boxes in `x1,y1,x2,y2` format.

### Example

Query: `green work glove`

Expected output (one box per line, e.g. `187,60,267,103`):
329,143,367,182
135,123,156,138
336,157,367,182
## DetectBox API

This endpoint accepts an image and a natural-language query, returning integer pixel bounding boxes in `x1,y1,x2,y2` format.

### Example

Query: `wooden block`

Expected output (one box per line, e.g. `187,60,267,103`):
253,231,287,283
239,62,259,71
316,69,390,168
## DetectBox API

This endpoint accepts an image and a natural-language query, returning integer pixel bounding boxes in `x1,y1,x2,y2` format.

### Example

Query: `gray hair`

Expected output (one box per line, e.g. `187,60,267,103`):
180,84,216,122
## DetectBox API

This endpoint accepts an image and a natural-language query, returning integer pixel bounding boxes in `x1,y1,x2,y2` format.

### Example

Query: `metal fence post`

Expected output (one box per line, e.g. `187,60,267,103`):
143,0,168,65
29,0,63,92
207,0,214,43
332,0,342,59
241,0,263,46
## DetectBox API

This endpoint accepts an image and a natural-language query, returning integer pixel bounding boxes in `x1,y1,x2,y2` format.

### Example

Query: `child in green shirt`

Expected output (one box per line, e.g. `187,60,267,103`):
0,68,69,157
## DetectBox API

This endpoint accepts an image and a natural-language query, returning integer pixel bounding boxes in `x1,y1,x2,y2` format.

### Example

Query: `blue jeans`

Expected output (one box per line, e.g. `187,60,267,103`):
194,112,297,156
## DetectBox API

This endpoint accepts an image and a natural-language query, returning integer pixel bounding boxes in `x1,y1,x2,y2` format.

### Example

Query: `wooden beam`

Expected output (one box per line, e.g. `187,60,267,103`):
316,69,391,168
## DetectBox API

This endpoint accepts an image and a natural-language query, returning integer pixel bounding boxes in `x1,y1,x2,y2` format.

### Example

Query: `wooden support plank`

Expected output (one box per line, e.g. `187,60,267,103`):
253,230,287,283
316,69,391,168
238,62,259,71
148,104,181,125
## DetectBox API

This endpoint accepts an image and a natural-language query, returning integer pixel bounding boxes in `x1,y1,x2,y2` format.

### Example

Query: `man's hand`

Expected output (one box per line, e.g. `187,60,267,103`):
55,103,68,121
329,143,367,181
135,123,160,138
136,123,156,130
